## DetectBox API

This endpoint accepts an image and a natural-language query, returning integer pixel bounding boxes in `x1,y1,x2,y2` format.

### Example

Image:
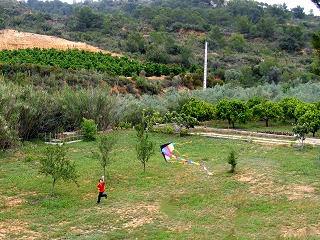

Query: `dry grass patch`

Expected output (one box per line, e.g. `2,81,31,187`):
286,185,316,201
115,203,165,229
281,225,320,238
0,191,38,209
234,169,319,201
0,219,41,240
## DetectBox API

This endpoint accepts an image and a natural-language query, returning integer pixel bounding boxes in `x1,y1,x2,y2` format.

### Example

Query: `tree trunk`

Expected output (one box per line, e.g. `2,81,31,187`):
266,119,269,127
143,162,146,173
51,179,56,197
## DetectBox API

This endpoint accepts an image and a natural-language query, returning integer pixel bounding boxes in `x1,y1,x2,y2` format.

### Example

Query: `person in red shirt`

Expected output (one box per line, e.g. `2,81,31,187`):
97,176,107,204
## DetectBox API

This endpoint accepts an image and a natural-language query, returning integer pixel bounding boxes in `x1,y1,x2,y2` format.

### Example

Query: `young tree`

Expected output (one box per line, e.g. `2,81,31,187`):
227,149,237,173
94,134,117,178
293,122,309,149
135,124,155,173
39,144,78,197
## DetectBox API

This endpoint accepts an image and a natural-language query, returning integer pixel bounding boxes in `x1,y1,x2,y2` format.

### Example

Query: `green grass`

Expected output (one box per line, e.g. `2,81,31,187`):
0,130,320,239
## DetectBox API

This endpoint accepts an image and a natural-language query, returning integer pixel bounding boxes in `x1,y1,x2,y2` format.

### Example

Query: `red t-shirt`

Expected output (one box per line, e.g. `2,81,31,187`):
97,182,105,192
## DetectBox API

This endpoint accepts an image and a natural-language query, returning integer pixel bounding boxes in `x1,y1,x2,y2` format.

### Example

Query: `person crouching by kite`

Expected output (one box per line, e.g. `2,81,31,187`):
97,176,107,204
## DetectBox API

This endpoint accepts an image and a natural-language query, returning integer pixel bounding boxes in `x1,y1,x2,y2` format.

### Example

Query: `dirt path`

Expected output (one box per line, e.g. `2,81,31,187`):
189,127,320,146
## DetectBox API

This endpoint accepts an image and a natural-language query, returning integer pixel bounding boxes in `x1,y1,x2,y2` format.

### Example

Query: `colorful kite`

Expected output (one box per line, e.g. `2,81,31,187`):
160,142,213,175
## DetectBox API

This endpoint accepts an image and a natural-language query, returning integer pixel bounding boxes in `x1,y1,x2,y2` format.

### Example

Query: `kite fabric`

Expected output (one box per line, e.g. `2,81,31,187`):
160,142,213,175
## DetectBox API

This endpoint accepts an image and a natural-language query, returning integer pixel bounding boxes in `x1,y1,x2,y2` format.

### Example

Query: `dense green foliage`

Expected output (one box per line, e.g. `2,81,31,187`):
81,118,97,141
252,101,284,127
0,48,185,77
180,97,214,121
214,99,251,128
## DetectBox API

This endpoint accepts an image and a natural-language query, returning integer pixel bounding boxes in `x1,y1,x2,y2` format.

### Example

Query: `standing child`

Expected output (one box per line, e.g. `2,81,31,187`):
97,176,107,204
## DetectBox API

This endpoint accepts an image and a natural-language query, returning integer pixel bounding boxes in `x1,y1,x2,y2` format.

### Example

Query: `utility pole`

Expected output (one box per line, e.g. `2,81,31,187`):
203,41,207,90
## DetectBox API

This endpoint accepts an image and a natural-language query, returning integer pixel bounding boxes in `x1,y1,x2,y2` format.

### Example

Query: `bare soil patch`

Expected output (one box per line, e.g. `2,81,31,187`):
0,29,120,56
281,225,320,238
0,219,41,240
235,171,317,201
115,203,164,229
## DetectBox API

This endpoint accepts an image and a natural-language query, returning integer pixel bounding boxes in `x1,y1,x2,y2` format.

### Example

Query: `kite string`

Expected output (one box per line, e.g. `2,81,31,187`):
163,142,213,175
173,149,187,158
173,141,192,158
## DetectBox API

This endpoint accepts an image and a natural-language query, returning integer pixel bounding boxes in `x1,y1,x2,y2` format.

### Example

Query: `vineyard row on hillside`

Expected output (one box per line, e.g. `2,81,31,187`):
0,48,187,77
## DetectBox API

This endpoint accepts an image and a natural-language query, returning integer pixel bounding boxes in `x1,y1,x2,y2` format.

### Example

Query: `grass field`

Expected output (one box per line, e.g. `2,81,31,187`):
0,130,320,239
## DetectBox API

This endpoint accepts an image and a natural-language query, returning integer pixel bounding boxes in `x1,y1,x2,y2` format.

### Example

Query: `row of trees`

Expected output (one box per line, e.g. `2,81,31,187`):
1,80,320,150
154,97,320,136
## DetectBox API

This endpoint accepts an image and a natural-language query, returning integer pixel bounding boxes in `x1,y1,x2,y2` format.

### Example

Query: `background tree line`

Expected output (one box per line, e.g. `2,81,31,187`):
1,80,319,149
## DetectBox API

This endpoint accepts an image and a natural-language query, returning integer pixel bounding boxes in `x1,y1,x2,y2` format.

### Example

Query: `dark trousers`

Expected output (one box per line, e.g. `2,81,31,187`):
97,192,107,203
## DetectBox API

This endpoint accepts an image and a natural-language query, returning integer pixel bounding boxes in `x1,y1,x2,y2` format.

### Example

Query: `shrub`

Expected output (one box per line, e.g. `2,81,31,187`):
118,121,132,129
166,125,174,134
82,118,97,141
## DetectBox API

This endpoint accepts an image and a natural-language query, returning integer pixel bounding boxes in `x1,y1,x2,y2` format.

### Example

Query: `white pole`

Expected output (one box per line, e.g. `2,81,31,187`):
203,41,207,90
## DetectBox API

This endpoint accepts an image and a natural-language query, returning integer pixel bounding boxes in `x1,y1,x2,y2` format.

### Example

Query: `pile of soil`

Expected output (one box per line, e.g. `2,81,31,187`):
0,29,120,56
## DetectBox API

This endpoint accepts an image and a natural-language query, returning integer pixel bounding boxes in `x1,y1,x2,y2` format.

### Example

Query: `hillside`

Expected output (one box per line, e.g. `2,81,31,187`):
0,0,320,92
0,29,120,56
